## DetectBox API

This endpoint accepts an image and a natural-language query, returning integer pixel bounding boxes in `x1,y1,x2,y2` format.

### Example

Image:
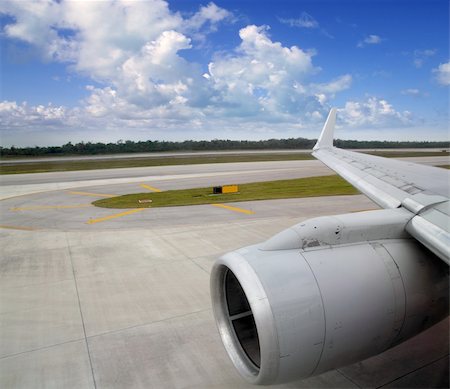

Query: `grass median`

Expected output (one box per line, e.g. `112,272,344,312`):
93,175,359,209
1,150,448,175
0,153,314,174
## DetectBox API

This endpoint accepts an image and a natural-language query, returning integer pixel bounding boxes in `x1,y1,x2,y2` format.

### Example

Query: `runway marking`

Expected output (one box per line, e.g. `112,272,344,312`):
11,204,92,211
0,224,37,231
140,184,162,192
68,191,116,198
86,208,147,224
211,203,255,215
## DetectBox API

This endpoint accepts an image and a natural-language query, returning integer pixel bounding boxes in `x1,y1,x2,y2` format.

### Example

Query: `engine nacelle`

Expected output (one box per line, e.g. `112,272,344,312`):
210,210,449,385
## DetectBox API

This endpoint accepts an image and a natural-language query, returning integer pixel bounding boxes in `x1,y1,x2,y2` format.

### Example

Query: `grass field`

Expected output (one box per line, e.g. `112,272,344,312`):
93,175,359,209
1,150,448,175
0,153,314,174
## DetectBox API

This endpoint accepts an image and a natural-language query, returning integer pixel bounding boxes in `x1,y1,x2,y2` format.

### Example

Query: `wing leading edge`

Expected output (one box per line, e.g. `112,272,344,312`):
312,109,450,265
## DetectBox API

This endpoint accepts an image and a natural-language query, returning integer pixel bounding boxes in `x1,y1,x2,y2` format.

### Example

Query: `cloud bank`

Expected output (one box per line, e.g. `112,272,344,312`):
0,0,430,145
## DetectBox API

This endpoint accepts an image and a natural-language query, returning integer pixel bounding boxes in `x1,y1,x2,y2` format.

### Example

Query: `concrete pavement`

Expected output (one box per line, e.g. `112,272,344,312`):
0,158,448,388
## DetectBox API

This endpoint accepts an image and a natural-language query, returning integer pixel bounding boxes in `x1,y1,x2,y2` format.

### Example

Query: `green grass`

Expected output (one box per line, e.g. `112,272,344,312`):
438,165,450,169
1,150,447,175
93,175,359,209
364,151,449,158
0,153,314,175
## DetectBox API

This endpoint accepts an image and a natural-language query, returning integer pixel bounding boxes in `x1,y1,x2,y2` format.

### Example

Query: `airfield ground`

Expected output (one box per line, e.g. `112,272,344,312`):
0,155,448,388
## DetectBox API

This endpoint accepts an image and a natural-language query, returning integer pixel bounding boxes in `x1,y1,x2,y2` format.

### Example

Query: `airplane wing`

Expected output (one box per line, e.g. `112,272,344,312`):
312,108,450,265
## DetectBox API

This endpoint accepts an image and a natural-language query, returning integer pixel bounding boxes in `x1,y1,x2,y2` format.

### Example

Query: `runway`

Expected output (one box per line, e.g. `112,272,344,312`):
0,158,448,388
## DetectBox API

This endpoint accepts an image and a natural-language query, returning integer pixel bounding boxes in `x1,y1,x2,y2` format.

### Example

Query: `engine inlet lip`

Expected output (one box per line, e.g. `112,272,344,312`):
210,251,280,385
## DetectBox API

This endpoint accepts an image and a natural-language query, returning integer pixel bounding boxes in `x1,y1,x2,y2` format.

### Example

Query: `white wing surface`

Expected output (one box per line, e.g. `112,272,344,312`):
312,109,450,264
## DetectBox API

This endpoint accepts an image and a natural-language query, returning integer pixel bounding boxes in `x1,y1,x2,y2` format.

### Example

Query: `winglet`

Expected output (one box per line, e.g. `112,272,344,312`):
313,108,337,151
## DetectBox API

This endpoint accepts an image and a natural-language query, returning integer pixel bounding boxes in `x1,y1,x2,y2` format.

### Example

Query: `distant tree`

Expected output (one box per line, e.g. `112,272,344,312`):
0,137,448,158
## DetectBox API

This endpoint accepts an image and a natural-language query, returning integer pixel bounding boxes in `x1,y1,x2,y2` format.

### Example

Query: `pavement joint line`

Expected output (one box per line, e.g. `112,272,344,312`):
0,337,86,361
86,208,147,224
0,224,37,231
11,204,92,211
140,183,162,192
211,203,255,215
65,232,98,389
0,277,76,292
73,258,190,281
375,353,450,389
87,308,212,340
68,191,116,198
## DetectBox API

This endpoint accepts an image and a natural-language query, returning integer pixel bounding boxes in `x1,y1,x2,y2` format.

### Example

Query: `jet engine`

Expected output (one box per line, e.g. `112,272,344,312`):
210,209,449,385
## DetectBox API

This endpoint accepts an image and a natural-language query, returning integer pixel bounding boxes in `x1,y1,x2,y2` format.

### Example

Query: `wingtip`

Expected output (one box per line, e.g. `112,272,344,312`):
313,108,337,151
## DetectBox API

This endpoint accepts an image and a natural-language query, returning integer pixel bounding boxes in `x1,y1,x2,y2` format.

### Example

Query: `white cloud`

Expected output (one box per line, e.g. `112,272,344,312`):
432,61,450,86
2,1,435,145
357,34,382,48
0,0,231,80
206,25,327,118
310,74,352,97
278,12,319,29
186,2,233,32
338,97,414,128
0,100,77,133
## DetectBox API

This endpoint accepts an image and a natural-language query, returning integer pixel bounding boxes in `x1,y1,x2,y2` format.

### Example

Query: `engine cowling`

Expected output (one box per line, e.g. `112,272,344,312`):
210,210,449,385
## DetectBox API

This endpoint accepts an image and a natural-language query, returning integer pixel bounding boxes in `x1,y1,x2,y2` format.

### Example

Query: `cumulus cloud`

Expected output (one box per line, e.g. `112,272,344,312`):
432,61,450,86
278,12,319,29
338,97,413,128
0,100,77,132
0,1,423,145
357,34,382,48
206,25,351,122
0,0,231,80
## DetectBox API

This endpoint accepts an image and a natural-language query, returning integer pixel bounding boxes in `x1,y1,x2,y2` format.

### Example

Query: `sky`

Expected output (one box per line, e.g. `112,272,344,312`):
0,0,449,147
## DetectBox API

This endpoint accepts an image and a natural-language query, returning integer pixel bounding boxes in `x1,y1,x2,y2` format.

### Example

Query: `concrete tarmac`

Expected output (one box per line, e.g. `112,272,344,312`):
0,158,448,388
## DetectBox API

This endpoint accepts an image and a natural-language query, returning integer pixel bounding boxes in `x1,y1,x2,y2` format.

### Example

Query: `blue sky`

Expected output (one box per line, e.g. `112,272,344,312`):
0,0,448,147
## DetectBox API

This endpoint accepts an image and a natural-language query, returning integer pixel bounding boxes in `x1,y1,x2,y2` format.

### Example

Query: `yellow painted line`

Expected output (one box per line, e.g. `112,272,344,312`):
211,203,255,215
140,184,162,192
11,204,92,211
0,225,37,231
68,191,116,198
86,208,147,225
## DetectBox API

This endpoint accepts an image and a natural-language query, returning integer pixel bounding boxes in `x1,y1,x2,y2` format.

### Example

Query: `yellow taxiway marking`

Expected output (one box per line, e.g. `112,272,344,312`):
69,191,116,198
140,184,162,192
211,203,255,215
86,208,147,225
0,224,37,231
11,204,92,211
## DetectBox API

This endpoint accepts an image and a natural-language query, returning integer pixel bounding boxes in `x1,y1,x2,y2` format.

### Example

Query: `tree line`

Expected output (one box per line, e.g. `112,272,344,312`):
1,138,448,157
